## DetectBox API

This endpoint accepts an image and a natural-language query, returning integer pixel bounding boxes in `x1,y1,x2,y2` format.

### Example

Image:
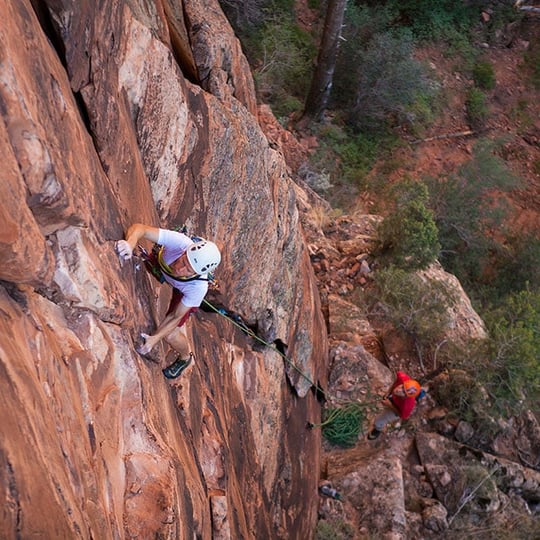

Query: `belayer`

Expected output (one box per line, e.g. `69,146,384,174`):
368,371,423,440
116,223,221,379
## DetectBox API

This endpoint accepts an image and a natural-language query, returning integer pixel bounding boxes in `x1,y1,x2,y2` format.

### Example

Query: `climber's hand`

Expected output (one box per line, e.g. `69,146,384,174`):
137,332,159,355
116,240,133,261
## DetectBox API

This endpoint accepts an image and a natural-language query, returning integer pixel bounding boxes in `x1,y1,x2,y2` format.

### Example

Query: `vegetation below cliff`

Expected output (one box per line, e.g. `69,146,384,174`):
224,0,540,429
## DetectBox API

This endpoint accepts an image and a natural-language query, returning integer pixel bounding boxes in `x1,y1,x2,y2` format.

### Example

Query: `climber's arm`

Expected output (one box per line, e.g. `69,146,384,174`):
117,223,160,260
137,301,192,355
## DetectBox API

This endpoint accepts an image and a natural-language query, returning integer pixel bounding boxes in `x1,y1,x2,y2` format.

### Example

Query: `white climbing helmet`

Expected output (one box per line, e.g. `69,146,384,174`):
186,239,221,274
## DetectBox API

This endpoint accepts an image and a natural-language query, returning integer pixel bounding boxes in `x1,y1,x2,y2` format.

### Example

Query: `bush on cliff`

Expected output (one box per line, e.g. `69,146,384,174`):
370,265,457,363
377,179,440,271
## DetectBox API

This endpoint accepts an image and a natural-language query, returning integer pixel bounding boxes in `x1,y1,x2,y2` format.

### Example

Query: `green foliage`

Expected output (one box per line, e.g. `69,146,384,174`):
405,91,438,137
332,134,383,185
483,288,540,416
443,28,478,70
333,3,438,134
465,87,489,130
433,353,504,440
309,124,399,208
510,98,535,131
385,0,479,41
425,139,522,295
377,180,440,270
372,266,457,355
460,139,520,192
316,519,355,540
434,287,540,431
246,14,315,116
480,2,524,44
472,60,496,90
341,29,436,133
492,234,540,298
523,45,540,90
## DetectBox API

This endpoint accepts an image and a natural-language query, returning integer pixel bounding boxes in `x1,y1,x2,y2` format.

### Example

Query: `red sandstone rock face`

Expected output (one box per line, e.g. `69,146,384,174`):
0,0,326,538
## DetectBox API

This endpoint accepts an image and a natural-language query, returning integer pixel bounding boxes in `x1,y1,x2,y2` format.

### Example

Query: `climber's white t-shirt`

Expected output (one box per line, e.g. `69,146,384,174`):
158,229,209,308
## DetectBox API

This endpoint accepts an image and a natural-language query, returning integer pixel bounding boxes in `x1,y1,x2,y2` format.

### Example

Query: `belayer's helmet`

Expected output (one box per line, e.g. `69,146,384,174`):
403,379,421,398
186,239,221,274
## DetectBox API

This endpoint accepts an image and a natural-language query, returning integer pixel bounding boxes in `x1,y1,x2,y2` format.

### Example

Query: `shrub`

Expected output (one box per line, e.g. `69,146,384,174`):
298,164,333,194
432,349,503,439
473,60,496,90
444,27,477,70
316,519,355,540
491,234,540,298
483,288,540,416
523,45,540,89
385,0,479,42
465,87,488,130
377,179,440,271
425,139,522,296
309,124,399,208
371,265,458,360
345,29,435,133
434,288,540,430
248,15,315,116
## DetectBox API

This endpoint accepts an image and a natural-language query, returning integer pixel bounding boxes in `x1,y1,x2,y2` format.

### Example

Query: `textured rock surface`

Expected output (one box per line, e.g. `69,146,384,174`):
0,1,326,538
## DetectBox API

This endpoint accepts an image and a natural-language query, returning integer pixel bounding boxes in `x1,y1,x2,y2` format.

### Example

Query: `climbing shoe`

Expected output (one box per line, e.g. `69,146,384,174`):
367,429,381,440
162,353,193,379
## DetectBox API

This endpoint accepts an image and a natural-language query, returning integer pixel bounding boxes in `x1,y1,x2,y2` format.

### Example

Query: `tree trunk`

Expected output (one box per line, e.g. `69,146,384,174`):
301,0,347,123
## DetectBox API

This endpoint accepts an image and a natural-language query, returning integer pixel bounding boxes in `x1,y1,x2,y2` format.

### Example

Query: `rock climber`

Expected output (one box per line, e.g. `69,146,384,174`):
116,223,221,379
367,371,422,440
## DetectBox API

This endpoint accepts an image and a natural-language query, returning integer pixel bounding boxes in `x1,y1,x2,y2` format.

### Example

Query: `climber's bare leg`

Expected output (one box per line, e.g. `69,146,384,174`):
164,324,191,360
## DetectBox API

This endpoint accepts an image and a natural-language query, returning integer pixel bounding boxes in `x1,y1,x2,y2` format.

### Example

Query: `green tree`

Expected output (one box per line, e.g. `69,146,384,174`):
425,139,521,292
465,87,489,130
484,288,540,415
378,179,440,270
346,29,434,133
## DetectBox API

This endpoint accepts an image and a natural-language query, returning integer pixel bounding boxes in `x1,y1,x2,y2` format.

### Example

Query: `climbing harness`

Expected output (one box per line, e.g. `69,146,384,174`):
137,243,218,286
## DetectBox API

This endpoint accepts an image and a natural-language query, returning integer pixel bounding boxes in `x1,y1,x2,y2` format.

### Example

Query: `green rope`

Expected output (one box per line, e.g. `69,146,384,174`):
310,401,379,447
202,298,329,397
201,298,378,445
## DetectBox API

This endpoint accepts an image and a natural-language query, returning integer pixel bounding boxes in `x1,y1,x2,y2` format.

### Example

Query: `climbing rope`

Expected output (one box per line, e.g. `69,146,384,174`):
201,298,383,445
310,402,375,447
201,298,328,396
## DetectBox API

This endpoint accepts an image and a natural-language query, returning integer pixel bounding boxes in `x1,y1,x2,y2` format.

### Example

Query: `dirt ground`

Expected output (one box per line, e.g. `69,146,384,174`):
405,34,540,234
294,3,540,233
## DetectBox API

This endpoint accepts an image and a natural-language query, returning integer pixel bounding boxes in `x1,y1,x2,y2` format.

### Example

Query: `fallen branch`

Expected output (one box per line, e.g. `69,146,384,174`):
448,465,500,526
410,130,475,145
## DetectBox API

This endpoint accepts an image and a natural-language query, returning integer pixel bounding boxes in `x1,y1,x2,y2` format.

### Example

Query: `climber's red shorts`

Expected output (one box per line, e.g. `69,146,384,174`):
167,289,198,328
